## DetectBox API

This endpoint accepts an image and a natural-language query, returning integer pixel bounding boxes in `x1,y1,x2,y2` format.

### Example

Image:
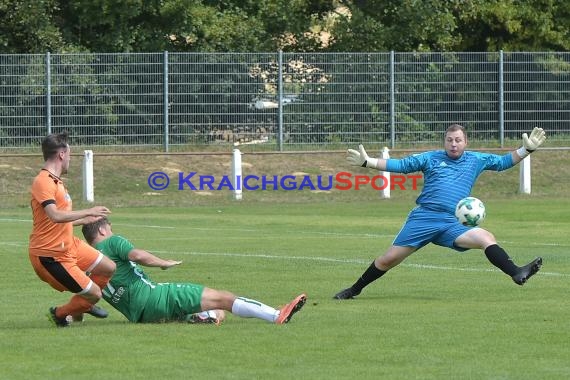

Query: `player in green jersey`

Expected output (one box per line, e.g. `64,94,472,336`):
80,217,306,325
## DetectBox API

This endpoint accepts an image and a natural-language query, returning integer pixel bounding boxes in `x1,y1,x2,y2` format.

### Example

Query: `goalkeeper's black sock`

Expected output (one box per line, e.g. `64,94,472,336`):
351,262,387,293
484,244,518,276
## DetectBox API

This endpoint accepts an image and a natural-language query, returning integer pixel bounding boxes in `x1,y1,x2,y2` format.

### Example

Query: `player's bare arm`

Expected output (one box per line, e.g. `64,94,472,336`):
44,204,111,224
72,215,108,226
72,208,112,226
127,248,182,270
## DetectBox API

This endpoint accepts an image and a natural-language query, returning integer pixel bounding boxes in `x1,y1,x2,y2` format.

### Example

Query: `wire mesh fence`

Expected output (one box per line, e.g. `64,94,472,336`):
1,51,569,152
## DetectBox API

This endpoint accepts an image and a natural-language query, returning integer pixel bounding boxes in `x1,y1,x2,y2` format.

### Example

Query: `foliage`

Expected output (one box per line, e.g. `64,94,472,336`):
331,0,570,52
0,0,71,53
1,0,569,53
331,0,463,52
456,0,570,51
249,57,331,97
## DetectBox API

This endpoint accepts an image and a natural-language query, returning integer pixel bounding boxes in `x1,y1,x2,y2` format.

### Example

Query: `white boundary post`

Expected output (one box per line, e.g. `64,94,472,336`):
82,150,94,203
519,155,531,194
232,148,243,200
380,146,390,199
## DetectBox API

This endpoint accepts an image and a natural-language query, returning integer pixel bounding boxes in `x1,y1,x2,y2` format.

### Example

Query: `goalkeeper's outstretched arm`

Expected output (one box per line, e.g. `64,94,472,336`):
348,127,546,170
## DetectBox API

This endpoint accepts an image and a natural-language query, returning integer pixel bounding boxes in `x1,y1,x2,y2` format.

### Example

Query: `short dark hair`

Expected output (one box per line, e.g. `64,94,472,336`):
445,124,467,139
82,217,110,245
41,131,69,161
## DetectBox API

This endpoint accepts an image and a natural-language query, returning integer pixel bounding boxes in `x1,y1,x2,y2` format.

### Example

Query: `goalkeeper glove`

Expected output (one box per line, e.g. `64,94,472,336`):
346,144,378,169
522,127,546,152
517,127,546,158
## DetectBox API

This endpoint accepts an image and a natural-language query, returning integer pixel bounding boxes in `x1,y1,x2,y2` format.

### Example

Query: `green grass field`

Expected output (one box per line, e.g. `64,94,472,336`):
1,199,569,380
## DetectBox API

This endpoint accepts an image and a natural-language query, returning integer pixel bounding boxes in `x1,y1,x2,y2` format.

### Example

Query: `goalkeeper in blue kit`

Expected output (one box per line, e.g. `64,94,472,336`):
334,124,546,300
81,218,306,324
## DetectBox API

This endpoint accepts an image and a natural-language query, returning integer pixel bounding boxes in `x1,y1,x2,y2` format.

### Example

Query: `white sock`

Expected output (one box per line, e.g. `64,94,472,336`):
231,297,279,322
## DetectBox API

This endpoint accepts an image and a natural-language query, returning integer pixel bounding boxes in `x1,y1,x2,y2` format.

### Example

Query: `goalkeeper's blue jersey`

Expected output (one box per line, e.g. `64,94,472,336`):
386,150,514,215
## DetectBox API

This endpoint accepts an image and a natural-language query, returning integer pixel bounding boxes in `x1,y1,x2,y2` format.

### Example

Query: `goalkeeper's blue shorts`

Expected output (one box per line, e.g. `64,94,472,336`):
393,206,473,252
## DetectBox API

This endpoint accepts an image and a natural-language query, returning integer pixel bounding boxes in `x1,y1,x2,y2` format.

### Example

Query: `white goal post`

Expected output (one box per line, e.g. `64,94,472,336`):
379,147,391,199
82,150,95,203
519,155,531,194
231,148,243,200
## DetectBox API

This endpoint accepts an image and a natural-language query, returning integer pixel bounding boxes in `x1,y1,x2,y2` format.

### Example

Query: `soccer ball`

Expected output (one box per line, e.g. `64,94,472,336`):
455,197,486,227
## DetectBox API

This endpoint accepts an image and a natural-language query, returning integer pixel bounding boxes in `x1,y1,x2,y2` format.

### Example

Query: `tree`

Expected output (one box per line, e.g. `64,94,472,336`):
330,0,570,52
1,0,570,54
0,0,71,53
164,0,337,52
53,0,336,53
56,0,169,52
455,0,570,51
330,0,463,52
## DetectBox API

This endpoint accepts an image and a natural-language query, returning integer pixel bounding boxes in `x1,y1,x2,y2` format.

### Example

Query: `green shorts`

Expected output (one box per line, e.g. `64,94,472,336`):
139,282,205,323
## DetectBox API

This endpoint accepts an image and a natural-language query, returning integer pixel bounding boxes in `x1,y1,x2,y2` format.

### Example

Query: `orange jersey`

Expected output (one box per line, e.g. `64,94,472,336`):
29,169,74,257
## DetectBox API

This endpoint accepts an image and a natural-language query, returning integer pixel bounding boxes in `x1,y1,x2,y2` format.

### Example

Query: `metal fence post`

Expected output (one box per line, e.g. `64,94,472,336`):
389,51,395,149
163,51,169,152
278,50,283,152
498,50,504,148
46,52,52,135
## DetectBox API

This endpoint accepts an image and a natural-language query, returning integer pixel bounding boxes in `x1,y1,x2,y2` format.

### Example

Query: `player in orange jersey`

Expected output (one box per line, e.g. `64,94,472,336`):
28,131,116,327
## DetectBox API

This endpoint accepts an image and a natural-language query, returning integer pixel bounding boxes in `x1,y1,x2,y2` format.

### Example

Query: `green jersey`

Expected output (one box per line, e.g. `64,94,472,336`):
95,235,204,322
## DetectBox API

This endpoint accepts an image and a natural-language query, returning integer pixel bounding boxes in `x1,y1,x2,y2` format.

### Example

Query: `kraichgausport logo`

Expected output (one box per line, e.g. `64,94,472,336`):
147,171,422,191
